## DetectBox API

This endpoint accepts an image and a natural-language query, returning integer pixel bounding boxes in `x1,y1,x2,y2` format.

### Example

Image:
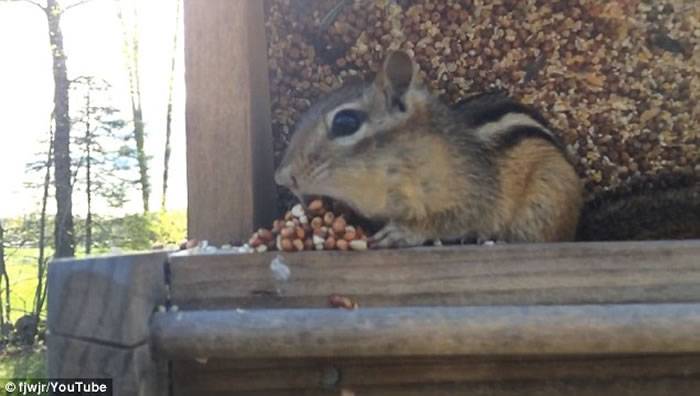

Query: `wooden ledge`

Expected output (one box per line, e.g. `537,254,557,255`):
167,240,700,310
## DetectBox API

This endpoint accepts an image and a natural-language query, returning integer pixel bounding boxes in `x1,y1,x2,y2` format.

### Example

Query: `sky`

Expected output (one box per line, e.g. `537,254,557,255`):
0,0,186,218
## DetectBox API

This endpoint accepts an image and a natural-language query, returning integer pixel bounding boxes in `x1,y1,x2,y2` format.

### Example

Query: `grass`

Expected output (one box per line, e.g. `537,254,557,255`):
2,246,115,323
2,247,46,323
0,346,46,379
0,247,48,379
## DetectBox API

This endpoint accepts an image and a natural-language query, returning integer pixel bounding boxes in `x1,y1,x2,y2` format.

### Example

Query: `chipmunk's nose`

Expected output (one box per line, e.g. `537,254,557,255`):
274,165,297,189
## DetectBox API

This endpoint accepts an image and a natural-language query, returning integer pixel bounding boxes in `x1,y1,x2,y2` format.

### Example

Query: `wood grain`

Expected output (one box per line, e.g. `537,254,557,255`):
184,0,276,245
152,303,700,360
168,240,700,309
48,251,168,345
175,354,700,388
172,355,700,394
47,334,165,395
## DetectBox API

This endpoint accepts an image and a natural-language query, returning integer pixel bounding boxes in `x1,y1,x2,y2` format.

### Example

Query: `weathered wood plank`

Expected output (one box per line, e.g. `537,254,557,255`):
184,0,276,245
172,354,700,393
48,251,168,345
168,240,700,309
335,378,700,396
151,304,700,360
47,334,165,395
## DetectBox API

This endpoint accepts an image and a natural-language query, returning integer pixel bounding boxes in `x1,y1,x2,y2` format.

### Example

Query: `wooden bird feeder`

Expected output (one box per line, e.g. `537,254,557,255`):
47,1,700,395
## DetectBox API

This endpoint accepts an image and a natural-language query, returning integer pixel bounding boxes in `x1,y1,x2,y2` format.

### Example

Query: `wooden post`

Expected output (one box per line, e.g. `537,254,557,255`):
47,252,169,395
184,0,276,245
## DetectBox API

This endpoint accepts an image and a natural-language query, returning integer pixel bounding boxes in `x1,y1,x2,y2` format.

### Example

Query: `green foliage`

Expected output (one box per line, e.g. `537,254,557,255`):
1,216,54,250
88,210,186,250
3,211,186,253
1,211,186,321
150,210,187,245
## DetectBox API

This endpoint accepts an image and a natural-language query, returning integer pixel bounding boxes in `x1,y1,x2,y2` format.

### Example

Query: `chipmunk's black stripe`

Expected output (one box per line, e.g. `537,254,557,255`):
474,102,550,127
493,125,566,154
453,92,550,128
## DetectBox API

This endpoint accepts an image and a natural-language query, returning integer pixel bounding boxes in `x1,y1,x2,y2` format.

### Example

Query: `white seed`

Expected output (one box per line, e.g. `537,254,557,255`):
299,215,309,224
270,255,291,282
285,221,295,228
349,240,368,251
315,243,325,251
291,203,305,218
255,244,268,253
312,234,325,245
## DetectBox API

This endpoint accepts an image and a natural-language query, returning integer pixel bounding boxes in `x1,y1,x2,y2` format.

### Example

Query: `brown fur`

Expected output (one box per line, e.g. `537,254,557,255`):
497,140,582,241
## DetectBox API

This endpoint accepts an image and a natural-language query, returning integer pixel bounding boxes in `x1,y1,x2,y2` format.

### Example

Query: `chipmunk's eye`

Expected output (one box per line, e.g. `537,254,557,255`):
330,109,366,138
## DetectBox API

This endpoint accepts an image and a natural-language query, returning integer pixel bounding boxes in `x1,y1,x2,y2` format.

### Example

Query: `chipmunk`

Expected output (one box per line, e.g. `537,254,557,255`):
274,51,582,247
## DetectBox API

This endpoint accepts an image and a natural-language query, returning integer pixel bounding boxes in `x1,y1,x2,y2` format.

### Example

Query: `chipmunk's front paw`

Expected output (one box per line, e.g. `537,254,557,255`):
370,223,426,248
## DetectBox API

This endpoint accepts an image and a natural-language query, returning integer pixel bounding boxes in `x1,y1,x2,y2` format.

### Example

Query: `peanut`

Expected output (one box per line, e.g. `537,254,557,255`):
280,227,295,239
258,228,273,242
310,216,323,229
336,238,349,251
323,211,335,226
332,216,346,233
280,238,294,252
344,226,357,241
308,199,324,212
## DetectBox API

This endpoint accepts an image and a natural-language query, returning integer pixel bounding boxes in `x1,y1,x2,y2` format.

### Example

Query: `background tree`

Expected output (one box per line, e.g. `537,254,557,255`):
0,221,9,332
161,0,181,210
70,75,131,254
4,0,97,258
31,125,53,331
114,0,150,213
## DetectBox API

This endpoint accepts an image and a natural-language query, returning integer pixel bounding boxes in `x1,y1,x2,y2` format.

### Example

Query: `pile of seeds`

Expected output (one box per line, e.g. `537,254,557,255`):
265,0,699,210
248,199,369,252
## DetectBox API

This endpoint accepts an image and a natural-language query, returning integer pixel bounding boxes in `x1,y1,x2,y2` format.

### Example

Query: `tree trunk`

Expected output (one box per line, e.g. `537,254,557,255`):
47,0,75,258
0,221,6,329
161,0,180,211
116,0,150,213
33,125,54,335
0,221,9,326
84,89,92,255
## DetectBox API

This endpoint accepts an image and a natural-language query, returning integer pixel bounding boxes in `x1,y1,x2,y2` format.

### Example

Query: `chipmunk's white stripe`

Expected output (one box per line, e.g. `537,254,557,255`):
474,113,553,140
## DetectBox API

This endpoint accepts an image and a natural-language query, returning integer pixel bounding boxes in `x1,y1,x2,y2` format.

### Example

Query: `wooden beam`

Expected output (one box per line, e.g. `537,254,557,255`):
151,303,700,360
47,252,169,395
48,334,165,395
48,251,168,344
172,355,700,394
170,378,700,396
184,0,276,245
168,240,700,310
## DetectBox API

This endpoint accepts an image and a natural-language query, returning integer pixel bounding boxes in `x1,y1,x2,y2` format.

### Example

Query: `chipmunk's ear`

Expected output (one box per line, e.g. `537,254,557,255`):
375,50,417,112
